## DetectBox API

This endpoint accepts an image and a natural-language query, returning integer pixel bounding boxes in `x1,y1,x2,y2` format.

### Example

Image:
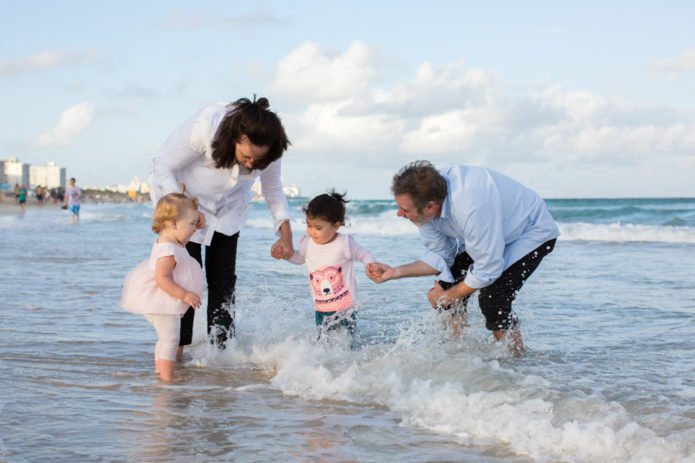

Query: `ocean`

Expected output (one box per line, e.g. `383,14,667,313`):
1,197,694,462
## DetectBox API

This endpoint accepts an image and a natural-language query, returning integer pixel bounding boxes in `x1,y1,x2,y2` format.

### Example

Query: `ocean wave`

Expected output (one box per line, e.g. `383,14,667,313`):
247,216,695,243
246,213,421,236
558,222,695,243
193,325,690,463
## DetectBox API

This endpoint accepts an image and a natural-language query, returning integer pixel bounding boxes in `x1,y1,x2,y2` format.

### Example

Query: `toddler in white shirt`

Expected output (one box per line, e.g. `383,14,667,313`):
286,191,376,338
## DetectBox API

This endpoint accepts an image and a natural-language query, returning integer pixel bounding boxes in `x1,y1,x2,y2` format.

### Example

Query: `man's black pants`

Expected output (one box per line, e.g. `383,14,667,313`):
439,239,556,331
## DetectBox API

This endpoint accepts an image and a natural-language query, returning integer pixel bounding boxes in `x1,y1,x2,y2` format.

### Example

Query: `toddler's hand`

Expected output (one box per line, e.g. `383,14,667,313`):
182,291,202,309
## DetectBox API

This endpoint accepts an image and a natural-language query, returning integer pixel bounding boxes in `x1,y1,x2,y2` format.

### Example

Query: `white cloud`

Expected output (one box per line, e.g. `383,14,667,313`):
270,41,381,104
35,102,96,147
0,49,98,77
273,42,695,178
533,86,695,162
647,47,695,79
286,101,404,155
400,107,501,154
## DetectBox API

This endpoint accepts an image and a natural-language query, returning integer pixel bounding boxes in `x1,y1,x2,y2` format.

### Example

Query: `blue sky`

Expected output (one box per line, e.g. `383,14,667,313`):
1,1,693,198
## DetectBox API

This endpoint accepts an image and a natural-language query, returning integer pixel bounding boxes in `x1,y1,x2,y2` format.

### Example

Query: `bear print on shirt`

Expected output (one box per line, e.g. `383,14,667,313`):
309,265,352,312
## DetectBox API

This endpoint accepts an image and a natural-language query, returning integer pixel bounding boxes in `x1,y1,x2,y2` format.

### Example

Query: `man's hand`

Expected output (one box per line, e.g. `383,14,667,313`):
367,262,396,283
427,281,451,308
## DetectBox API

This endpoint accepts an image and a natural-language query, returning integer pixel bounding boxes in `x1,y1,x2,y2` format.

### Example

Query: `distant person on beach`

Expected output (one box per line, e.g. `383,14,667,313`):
148,96,292,351
64,178,82,223
120,193,204,381
367,161,560,353
283,191,375,340
35,185,45,206
16,184,27,212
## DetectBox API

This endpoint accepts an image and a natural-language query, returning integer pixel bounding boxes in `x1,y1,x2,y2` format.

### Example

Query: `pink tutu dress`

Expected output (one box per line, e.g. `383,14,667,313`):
120,242,205,315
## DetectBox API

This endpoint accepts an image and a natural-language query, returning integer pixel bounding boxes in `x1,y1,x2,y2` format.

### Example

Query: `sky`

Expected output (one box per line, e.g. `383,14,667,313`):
1,1,694,199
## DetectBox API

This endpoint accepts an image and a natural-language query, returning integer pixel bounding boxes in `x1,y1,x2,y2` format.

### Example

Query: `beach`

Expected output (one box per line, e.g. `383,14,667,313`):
0,196,60,214
1,198,694,462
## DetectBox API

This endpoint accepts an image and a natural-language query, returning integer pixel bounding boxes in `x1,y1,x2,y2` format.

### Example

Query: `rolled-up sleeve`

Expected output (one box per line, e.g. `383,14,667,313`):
419,222,457,282
260,159,291,236
459,207,506,289
148,112,204,203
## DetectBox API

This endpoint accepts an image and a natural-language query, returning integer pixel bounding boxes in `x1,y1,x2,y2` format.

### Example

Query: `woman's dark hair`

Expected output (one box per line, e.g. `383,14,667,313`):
211,97,290,170
303,190,349,225
391,160,447,210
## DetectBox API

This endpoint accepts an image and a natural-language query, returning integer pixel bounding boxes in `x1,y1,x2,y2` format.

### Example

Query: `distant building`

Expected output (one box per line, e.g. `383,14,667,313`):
105,176,150,195
283,184,301,198
128,176,150,194
2,157,30,187
30,161,66,189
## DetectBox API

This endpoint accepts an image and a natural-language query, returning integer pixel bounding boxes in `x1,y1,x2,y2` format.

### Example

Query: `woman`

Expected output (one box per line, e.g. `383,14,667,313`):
148,97,293,351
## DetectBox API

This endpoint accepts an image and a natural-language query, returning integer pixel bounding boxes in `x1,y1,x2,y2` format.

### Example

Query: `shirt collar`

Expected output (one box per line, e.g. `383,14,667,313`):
439,178,452,221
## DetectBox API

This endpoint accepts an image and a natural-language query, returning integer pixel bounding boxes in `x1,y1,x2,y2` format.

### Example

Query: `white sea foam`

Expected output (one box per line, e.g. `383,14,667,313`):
247,216,695,243
178,300,694,463
203,328,689,463
558,222,695,243
246,212,421,236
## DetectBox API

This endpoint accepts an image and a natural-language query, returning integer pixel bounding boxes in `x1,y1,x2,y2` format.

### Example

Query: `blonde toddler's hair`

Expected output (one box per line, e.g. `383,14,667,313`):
152,193,199,234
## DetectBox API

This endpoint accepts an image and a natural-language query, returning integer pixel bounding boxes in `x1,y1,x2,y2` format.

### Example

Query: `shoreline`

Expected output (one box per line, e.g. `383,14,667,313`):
0,195,149,215
0,197,62,215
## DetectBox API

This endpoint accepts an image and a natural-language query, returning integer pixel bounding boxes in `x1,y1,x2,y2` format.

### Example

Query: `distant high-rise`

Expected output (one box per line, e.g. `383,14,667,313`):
30,161,66,189
2,157,30,187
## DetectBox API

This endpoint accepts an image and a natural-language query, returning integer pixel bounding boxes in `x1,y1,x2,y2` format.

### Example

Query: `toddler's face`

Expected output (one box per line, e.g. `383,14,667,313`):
306,216,340,245
173,209,199,245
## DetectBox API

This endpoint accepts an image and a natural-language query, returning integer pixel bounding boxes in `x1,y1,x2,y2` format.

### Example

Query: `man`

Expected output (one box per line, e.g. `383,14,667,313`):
64,178,82,224
367,161,559,352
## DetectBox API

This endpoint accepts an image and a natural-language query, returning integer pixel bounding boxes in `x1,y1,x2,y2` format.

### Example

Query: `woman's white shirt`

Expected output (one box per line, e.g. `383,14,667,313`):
148,103,290,245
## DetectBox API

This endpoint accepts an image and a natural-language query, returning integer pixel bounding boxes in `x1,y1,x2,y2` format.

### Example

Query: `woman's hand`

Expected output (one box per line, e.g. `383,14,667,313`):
270,220,294,260
270,239,293,260
195,211,206,230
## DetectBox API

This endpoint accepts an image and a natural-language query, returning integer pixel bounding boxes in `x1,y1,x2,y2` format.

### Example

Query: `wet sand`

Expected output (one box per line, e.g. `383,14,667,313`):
0,197,64,215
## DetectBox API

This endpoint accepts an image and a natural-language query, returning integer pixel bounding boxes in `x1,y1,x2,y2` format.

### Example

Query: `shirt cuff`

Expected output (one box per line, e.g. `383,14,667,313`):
273,217,291,237
463,272,491,289
421,250,455,282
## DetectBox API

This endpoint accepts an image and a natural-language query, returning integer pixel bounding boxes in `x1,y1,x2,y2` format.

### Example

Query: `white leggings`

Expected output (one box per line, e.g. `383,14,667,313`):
144,314,181,362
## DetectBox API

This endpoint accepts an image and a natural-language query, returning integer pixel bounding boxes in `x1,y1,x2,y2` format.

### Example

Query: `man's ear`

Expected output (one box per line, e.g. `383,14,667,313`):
424,200,441,217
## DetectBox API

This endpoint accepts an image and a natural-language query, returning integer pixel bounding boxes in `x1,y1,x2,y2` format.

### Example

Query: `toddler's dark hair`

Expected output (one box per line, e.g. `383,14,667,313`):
303,190,349,225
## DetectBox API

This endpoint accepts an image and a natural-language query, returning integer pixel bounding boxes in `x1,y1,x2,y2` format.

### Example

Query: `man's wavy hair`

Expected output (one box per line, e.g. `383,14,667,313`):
211,97,290,171
391,161,447,211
